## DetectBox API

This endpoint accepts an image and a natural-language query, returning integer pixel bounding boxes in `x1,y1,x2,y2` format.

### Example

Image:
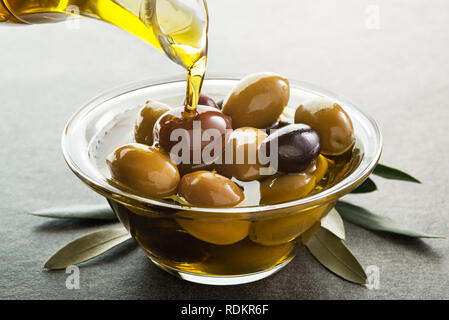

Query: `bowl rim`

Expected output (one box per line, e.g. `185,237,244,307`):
61,73,382,215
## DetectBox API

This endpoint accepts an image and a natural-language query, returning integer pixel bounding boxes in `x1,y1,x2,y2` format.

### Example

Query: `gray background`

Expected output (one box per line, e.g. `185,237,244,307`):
1,0,448,299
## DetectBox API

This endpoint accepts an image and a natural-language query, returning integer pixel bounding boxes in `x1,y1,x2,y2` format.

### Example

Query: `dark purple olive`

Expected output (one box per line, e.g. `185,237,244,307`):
216,99,223,109
259,124,321,173
264,120,291,134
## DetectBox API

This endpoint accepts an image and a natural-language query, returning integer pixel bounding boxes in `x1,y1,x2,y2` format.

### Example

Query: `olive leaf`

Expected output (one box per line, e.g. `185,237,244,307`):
320,208,345,240
373,163,421,183
29,204,117,221
336,201,445,239
44,227,132,270
350,177,377,194
306,227,367,284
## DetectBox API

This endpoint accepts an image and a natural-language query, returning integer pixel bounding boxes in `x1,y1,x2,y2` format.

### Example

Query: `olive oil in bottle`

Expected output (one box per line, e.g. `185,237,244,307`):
0,0,209,112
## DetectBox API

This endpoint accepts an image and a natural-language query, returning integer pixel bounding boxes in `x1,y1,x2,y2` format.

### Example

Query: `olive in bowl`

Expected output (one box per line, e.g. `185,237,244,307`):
154,105,232,167
222,72,290,129
295,97,354,156
134,100,171,146
106,143,180,198
259,123,321,173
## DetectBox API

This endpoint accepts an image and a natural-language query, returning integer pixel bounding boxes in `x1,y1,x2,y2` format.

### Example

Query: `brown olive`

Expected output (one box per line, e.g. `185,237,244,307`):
178,170,244,207
184,94,220,110
198,94,219,109
106,143,180,198
295,98,354,156
154,105,232,166
134,100,170,145
217,127,269,181
259,172,316,205
222,73,290,129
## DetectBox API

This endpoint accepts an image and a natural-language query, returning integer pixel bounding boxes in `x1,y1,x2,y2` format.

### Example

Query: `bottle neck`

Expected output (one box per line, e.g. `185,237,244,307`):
0,0,20,23
1,0,92,24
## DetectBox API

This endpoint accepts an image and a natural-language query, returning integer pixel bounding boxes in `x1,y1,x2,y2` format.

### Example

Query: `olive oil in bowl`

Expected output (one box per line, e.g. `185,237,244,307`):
85,77,362,281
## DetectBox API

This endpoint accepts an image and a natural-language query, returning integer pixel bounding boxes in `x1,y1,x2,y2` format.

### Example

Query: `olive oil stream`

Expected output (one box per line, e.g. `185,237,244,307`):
0,0,208,112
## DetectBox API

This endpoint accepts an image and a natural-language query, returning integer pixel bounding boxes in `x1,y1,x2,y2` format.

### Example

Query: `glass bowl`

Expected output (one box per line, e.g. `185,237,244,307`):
62,75,382,285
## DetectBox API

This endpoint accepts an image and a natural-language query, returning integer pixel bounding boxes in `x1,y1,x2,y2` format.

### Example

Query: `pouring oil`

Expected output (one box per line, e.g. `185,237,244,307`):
0,0,209,112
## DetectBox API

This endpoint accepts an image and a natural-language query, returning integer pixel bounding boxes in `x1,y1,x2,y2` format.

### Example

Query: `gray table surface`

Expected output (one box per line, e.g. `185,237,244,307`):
1,0,448,300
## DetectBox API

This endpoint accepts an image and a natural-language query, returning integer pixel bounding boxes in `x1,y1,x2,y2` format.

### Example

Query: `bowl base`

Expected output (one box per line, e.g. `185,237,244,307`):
150,258,293,286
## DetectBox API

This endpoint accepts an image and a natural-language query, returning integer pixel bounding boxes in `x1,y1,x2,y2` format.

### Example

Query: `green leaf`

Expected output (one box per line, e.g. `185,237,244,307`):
321,208,345,240
44,227,131,270
29,204,117,221
336,201,445,239
350,177,377,194
373,163,421,183
306,227,367,284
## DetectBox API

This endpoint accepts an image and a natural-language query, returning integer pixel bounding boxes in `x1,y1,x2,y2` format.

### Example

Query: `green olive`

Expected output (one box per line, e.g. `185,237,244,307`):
249,204,331,246
176,212,250,245
199,237,295,273
222,73,290,129
106,143,180,198
176,171,248,245
295,98,354,156
134,99,170,145
178,170,244,207
259,172,316,205
304,154,329,183
218,127,268,181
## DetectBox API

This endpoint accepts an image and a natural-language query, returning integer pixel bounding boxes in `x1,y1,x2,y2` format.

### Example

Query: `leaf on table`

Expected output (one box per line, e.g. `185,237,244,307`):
336,201,445,239
350,177,377,194
29,204,117,221
44,227,131,270
373,163,421,183
321,208,345,240
306,227,367,284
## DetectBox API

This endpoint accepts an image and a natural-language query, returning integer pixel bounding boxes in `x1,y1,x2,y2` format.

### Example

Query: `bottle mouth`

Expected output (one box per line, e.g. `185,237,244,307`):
61,74,382,217
149,0,209,70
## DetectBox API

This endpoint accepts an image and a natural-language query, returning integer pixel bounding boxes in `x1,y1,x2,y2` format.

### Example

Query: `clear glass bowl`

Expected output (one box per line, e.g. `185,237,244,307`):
62,75,382,285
